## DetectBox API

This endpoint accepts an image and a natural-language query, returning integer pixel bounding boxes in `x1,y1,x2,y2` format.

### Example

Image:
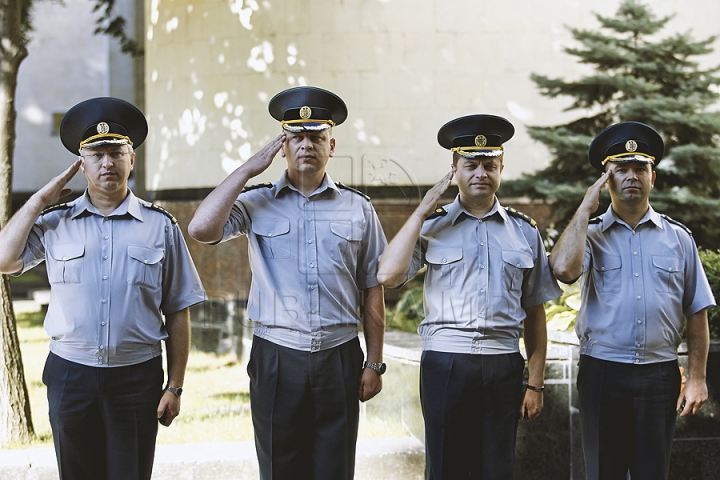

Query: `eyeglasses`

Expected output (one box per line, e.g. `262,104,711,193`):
81,151,130,162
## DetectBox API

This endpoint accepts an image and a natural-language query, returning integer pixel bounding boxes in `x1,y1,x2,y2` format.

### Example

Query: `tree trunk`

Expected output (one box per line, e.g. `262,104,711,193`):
0,0,33,446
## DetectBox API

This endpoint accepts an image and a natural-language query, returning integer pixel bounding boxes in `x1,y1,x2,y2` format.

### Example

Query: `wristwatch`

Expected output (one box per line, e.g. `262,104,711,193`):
363,361,387,375
166,385,183,397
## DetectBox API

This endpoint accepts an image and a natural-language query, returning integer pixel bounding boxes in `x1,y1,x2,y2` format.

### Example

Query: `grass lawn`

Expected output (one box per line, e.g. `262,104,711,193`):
15,309,409,448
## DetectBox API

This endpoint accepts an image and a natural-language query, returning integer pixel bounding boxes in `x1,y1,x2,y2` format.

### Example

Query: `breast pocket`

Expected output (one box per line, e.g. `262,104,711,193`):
127,245,164,288
425,247,464,287
47,244,85,284
652,255,684,293
591,254,622,293
501,249,533,292
327,222,362,264
252,220,291,259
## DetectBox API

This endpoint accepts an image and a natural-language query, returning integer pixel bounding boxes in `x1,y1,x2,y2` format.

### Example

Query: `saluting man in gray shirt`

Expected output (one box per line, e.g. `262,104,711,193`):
378,115,561,479
0,98,206,480
189,86,387,480
549,121,715,480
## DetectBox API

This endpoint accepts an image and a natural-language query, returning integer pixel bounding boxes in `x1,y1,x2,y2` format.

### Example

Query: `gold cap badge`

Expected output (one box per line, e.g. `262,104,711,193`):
475,135,487,147
96,122,110,135
299,106,312,119
625,140,638,152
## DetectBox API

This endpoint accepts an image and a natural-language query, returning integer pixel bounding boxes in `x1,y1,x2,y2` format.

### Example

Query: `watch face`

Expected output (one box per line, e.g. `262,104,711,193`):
378,363,387,375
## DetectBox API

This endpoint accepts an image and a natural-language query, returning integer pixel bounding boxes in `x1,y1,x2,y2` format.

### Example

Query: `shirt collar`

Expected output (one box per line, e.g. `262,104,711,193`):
71,189,143,221
274,170,340,198
448,195,504,225
601,204,662,232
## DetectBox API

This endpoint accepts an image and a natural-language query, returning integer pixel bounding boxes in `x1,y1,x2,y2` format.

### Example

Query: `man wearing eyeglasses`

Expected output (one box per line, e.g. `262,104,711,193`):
0,97,206,480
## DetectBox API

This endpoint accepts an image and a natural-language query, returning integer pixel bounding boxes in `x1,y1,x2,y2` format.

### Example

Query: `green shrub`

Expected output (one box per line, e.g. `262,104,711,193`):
699,249,720,339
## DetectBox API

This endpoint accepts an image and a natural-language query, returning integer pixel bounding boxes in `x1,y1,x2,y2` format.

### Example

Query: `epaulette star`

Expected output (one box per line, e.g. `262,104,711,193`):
242,182,273,193
505,206,537,227
426,207,447,220
41,203,71,215
660,214,692,235
336,182,371,200
149,203,178,224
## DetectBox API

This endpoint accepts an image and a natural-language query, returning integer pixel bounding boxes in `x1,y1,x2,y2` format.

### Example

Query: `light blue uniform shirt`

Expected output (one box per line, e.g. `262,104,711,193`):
406,197,561,354
577,205,716,364
218,172,387,352
17,190,206,367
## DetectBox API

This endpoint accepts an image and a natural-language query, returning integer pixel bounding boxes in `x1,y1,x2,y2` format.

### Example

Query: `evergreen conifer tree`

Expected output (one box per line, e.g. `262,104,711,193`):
500,0,720,249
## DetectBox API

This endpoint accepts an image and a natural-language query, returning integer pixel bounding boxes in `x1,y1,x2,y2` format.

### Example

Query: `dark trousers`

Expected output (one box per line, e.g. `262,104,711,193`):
577,355,681,480
420,351,525,480
43,352,164,480
247,336,365,480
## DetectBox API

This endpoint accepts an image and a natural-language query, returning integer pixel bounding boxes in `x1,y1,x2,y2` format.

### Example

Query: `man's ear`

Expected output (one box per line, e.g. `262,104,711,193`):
280,143,287,158
329,137,336,157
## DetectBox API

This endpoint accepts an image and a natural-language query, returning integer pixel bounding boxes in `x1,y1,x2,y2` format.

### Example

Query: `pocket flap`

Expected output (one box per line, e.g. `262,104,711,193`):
501,249,534,269
592,254,622,272
127,245,164,265
426,247,463,265
653,255,683,273
49,244,84,261
330,222,362,241
252,220,290,238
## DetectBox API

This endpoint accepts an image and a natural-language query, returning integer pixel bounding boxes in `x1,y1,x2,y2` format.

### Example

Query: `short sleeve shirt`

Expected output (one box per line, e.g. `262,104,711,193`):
407,196,561,354
218,172,387,352
17,190,206,367
576,205,716,364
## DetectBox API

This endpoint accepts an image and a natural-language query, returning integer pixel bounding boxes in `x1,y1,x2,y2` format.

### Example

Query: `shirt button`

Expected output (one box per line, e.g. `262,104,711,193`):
601,267,606,271
268,233,273,237
635,353,640,357
632,231,636,235
144,259,148,264
634,273,639,277
309,285,315,290
103,276,108,280
480,264,485,269
308,240,313,244
636,296,641,300
62,256,67,261
480,242,484,246
442,258,447,263
100,346,104,350
635,359,640,364
480,288,485,293
104,235,109,240
101,322,106,326
633,251,638,256
478,219,483,224
637,319,642,324
311,309,316,314
309,263,314,268
636,343,641,347
307,218,312,222
101,299,107,304
103,255,108,260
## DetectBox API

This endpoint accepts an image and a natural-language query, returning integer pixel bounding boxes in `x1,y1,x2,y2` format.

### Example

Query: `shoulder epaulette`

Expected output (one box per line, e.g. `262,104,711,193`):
241,182,273,193
589,216,602,225
41,203,71,215
149,203,178,224
426,207,448,220
660,214,692,235
505,206,537,228
336,182,370,200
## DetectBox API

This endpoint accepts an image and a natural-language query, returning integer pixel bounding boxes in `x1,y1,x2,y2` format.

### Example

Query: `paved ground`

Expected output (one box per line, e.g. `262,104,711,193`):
0,436,425,479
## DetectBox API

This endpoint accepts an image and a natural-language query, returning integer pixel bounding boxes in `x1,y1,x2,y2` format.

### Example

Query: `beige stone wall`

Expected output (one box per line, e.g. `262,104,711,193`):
145,0,720,190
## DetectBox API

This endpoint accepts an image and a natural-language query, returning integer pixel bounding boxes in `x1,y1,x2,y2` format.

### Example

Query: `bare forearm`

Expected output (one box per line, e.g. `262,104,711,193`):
377,211,425,287
188,167,254,243
523,304,547,386
0,195,47,273
165,308,191,388
686,310,710,383
549,209,590,283
362,285,385,363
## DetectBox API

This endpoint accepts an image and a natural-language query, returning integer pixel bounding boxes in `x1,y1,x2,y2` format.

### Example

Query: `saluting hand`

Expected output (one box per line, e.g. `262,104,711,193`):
36,159,82,209
579,169,612,216
415,170,454,220
241,133,287,178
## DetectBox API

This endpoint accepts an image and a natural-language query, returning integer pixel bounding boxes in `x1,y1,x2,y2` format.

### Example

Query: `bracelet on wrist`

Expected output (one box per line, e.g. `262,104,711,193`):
525,383,545,393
